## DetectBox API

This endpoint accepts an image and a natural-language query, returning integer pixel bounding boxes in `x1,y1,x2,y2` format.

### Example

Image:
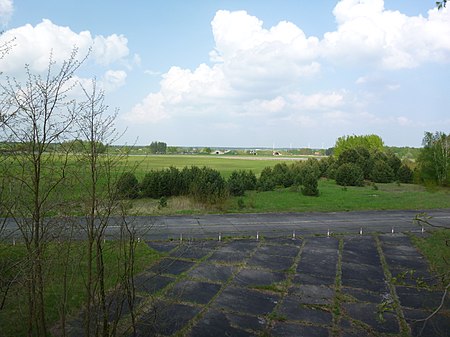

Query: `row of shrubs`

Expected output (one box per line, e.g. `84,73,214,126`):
116,167,229,204
323,147,413,186
116,150,413,203
116,161,322,204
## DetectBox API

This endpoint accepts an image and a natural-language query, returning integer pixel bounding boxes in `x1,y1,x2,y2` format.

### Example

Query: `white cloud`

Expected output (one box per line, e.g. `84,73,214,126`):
0,0,13,26
0,19,130,74
126,1,450,129
322,0,450,69
103,70,127,91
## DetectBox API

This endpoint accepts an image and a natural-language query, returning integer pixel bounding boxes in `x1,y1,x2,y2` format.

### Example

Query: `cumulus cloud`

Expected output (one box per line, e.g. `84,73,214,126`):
0,19,129,74
126,1,450,128
102,70,127,91
322,0,450,69
0,0,13,26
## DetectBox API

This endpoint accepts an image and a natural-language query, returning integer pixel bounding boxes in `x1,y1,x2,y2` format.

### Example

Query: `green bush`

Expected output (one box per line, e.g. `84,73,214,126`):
335,163,364,186
116,172,139,199
397,164,413,183
257,167,276,191
189,167,227,204
370,160,395,183
291,159,320,185
338,147,372,179
227,170,257,196
301,171,319,196
140,167,182,198
272,163,294,187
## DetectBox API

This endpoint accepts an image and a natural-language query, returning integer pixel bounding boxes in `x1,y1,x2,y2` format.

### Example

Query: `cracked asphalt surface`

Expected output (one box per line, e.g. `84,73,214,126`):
67,232,449,337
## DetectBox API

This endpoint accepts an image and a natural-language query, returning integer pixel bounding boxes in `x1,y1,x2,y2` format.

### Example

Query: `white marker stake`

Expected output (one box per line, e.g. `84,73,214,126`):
256,232,259,241
327,229,330,237
292,231,296,239
391,227,394,234
13,238,15,246
359,228,363,235
180,233,183,242
421,226,425,234
218,233,221,242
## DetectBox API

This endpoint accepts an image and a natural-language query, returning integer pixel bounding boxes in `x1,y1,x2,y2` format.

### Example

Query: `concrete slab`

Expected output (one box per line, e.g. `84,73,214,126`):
213,286,280,316
233,269,286,288
187,262,236,283
288,284,334,305
271,322,329,337
305,236,339,248
341,277,387,293
169,246,212,259
189,309,263,337
293,272,335,286
263,237,302,246
134,301,200,336
341,249,381,266
381,244,422,257
390,267,439,287
278,298,332,324
296,261,336,278
256,244,300,258
404,308,450,337
247,253,294,271
385,254,431,270
341,262,385,282
207,250,249,263
167,280,221,304
342,287,388,304
396,286,450,310
343,302,400,334
134,273,175,294
147,258,195,275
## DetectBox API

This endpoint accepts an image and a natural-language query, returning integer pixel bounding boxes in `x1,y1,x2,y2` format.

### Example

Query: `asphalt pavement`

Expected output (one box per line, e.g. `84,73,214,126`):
2,209,449,241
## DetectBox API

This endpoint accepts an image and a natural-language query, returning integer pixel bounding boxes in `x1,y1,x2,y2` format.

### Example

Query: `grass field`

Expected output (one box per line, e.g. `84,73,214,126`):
119,154,306,179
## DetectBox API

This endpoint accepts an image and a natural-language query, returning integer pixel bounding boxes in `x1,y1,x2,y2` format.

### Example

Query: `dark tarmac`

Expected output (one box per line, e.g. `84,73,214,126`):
118,233,449,337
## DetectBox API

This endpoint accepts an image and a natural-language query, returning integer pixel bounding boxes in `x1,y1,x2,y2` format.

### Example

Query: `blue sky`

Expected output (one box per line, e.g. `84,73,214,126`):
1,0,449,148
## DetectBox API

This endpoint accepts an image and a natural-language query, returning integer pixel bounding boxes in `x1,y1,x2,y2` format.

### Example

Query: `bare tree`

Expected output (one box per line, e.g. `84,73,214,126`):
0,49,83,336
74,80,138,337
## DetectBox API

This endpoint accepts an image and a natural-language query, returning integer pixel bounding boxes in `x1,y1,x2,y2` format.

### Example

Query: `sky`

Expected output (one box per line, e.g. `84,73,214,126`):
0,0,449,148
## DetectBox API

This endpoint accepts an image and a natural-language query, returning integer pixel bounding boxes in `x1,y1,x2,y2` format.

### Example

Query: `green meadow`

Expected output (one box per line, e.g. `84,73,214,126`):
119,154,303,179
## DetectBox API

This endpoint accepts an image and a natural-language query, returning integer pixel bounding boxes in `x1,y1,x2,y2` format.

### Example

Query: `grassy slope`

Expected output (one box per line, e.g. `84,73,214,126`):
0,242,161,337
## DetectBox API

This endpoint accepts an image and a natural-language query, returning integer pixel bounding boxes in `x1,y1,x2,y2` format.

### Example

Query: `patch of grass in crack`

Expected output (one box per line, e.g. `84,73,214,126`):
374,235,410,336
267,311,287,322
251,281,288,293
331,238,343,337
